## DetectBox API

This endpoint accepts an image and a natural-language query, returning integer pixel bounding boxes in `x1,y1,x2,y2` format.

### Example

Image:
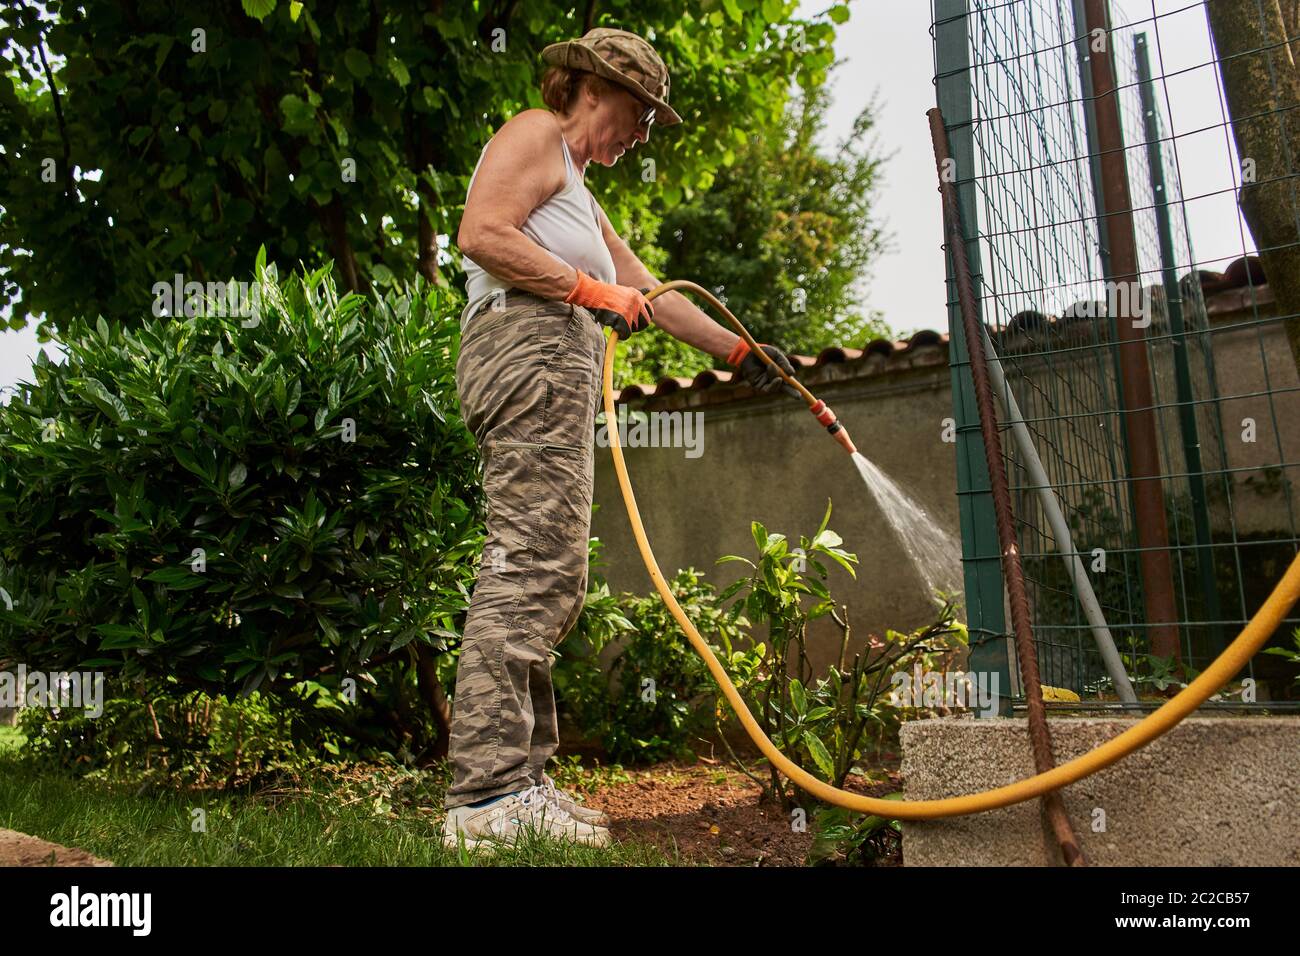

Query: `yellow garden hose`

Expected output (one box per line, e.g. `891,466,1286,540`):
601,279,1300,820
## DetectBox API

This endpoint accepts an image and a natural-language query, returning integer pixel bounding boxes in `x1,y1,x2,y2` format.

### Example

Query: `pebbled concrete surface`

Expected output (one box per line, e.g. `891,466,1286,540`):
900,717,1300,866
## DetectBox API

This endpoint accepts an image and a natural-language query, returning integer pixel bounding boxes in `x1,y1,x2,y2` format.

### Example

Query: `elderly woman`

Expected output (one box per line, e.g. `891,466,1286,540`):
442,27,797,850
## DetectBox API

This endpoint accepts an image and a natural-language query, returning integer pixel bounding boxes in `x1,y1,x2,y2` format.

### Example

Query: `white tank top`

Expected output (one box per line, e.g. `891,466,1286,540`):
460,125,617,331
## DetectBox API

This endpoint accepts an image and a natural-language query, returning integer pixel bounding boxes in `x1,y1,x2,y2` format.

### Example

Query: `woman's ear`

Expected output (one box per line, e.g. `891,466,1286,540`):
580,76,602,111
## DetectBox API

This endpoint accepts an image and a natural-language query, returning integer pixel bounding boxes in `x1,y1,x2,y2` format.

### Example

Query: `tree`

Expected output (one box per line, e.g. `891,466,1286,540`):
614,71,892,385
0,0,845,336
1204,0,1300,375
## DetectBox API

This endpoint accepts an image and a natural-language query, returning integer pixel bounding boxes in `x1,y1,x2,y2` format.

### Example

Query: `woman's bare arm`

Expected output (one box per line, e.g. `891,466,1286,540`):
595,203,739,362
457,110,579,300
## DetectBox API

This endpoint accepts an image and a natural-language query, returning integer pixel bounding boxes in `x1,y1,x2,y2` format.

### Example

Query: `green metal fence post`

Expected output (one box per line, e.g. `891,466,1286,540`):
934,0,1012,715
1133,31,1224,650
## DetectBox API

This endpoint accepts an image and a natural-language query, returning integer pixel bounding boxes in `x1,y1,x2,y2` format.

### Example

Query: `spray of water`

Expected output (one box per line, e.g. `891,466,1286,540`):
850,451,964,603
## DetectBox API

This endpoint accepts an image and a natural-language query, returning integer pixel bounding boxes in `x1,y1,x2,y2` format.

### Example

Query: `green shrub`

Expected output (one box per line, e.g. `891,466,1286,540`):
555,546,748,763
15,674,338,787
0,256,482,752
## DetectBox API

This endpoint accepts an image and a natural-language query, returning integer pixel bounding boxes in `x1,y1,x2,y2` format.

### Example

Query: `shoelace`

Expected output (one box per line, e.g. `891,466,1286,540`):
515,783,574,821
468,784,578,840
542,772,590,808
473,784,591,842
539,774,563,806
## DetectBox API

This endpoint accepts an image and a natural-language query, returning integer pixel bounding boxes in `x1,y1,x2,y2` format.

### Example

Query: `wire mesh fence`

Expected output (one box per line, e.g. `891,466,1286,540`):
932,0,1300,706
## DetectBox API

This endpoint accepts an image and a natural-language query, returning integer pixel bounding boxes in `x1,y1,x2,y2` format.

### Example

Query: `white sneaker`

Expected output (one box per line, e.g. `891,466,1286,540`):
539,772,611,827
441,784,611,851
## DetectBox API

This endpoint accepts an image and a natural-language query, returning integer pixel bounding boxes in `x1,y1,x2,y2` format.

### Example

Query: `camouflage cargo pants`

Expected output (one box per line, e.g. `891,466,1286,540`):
443,290,607,809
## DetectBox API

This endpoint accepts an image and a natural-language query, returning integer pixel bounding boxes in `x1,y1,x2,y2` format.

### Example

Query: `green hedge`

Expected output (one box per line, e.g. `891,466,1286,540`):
0,258,481,717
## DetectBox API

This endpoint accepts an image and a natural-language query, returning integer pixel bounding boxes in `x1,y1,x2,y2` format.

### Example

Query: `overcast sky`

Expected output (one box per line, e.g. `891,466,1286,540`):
0,0,1259,394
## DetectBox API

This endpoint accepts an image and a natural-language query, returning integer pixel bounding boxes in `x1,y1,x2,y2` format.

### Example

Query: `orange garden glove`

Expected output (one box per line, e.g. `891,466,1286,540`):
727,338,800,398
564,270,654,338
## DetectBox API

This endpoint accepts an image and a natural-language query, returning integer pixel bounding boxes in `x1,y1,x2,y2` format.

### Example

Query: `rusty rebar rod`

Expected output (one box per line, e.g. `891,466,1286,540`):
929,107,1087,866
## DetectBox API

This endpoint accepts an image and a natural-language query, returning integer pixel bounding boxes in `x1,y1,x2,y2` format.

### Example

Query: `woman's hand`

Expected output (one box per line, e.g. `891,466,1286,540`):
727,338,800,398
564,270,654,337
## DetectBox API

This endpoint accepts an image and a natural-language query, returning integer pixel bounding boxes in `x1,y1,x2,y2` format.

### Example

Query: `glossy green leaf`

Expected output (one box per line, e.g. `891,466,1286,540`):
803,731,834,777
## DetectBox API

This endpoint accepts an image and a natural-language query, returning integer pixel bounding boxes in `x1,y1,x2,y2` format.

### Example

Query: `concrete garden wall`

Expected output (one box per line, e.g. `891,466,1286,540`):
591,336,958,677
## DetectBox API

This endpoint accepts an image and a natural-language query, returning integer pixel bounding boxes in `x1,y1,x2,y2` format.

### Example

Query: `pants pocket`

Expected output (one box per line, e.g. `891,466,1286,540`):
492,439,586,454
537,307,584,379
536,312,602,449
490,438,590,499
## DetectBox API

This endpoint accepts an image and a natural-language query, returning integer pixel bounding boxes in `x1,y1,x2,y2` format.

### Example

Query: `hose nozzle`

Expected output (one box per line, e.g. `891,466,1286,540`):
828,421,858,456
809,399,858,456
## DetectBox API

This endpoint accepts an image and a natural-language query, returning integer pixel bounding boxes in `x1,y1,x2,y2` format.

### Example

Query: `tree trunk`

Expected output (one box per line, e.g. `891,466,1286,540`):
321,195,361,293
416,644,453,759
1205,0,1300,374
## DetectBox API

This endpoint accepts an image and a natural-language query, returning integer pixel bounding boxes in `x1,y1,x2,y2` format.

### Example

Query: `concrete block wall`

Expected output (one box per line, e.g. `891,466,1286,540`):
900,716,1300,866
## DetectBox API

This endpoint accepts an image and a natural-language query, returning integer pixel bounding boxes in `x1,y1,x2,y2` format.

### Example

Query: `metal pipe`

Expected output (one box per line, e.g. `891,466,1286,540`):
1083,0,1181,661
979,324,1139,702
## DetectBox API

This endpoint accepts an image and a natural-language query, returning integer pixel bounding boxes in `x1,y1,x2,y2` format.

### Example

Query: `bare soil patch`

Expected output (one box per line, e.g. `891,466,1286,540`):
0,828,113,867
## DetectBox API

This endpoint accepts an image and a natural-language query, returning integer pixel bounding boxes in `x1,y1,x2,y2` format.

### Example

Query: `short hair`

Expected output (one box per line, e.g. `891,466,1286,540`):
541,66,617,113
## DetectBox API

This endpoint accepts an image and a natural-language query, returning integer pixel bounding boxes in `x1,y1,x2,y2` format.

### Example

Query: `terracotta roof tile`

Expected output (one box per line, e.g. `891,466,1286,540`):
690,368,735,388
610,260,1269,404
652,376,694,396
816,346,862,363
613,332,953,403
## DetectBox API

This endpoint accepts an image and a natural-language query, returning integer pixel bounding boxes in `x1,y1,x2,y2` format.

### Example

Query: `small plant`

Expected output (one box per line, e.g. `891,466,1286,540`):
713,499,966,863
810,794,904,866
546,753,632,795
1134,651,1189,693
555,539,747,764
1084,634,1268,701
1261,627,1300,686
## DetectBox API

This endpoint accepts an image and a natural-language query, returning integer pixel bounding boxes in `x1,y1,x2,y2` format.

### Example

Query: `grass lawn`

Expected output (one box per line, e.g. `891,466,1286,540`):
0,724,24,751
0,742,684,867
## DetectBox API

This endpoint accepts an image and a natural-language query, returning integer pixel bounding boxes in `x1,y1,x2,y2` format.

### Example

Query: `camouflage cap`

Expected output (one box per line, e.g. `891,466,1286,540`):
541,27,682,126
